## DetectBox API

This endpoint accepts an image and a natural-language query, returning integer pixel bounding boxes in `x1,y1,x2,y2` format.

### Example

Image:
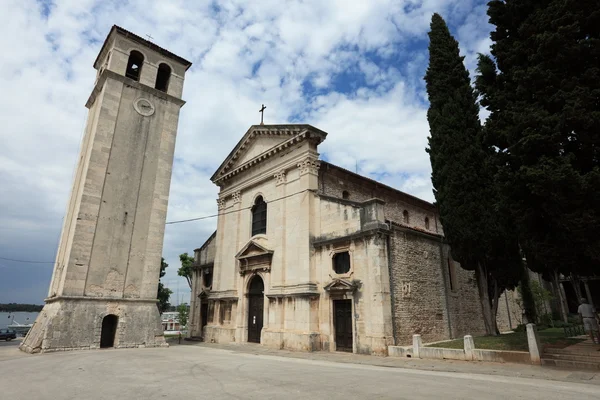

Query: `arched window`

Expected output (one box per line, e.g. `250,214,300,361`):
342,190,350,200
251,196,267,236
155,63,171,92
403,210,409,224
126,50,144,81
425,217,430,230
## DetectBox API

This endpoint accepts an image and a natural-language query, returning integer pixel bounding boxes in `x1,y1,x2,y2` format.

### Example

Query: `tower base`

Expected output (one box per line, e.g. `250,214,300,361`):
20,297,167,354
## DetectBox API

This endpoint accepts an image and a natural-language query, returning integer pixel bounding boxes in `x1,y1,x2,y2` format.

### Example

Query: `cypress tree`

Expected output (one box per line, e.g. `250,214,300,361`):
425,14,521,335
476,0,600,320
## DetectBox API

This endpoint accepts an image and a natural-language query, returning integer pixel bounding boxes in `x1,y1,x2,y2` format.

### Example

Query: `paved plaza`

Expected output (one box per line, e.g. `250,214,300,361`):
1,340,599,399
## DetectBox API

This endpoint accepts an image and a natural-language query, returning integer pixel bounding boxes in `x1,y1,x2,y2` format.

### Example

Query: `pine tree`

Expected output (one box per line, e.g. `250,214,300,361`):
425,13,521,335
178,253,194,290
476,0,600,321
157,257,172,313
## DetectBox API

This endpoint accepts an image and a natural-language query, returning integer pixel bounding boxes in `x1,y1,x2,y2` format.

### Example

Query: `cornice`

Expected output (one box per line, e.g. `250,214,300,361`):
211,124,328,184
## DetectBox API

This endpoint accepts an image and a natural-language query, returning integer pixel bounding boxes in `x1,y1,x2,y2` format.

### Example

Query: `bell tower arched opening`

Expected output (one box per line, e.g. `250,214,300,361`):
125,50,144,81
155,63,171,92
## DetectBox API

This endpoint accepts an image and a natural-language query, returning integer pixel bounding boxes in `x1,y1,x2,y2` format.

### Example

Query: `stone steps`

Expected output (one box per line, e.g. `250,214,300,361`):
542,353,600,363
544,347,600,357
542,345,600,370
541,358,600,370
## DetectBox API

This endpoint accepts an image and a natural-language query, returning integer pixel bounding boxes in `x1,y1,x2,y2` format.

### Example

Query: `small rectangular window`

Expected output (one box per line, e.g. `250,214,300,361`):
203,269,212,288
333,252,351,274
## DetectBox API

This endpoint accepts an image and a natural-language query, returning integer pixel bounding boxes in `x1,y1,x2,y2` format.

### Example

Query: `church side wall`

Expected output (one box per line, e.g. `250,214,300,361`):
319,164,442,236
312,197,393,355
388,229,450,345
496,290,520,332
388,230,487,345
440,245,487,339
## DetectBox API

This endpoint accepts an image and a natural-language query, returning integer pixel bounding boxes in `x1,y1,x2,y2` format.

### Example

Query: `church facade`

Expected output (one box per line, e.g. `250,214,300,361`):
188,124,515,355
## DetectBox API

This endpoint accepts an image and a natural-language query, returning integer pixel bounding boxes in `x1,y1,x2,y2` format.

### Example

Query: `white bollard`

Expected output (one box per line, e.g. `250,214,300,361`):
413,334,422,359
526,323,541,364
464,335,475,361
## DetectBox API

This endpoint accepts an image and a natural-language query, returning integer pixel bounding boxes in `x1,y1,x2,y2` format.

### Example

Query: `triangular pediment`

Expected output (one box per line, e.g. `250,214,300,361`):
233,135,290,168
323,278,358,292
235,239,273,260
211,124,328,183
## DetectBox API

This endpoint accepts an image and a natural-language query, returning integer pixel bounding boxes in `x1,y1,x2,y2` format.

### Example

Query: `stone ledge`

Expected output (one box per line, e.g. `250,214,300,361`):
267,283,319,298
45,296,158,304
312,226,390,248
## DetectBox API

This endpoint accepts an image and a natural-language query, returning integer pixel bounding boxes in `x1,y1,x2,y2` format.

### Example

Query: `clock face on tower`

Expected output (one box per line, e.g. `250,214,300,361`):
133,98,155,116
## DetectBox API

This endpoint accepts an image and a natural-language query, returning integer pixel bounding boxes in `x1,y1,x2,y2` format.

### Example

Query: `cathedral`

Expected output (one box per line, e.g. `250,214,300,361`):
187,124,515,355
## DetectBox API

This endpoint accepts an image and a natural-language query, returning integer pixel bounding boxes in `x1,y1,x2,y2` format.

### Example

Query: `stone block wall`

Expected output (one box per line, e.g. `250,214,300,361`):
496,289,520,332
441,246,487,338
388,229,450,345
20,299,166,353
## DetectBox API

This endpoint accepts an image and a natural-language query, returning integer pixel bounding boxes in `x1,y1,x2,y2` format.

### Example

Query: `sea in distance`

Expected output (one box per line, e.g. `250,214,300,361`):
0,312,38,330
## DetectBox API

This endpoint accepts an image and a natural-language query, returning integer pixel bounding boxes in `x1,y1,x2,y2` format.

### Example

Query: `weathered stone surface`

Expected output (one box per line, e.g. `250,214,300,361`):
190,123,489,356
21,26,190,353
20,298,167,353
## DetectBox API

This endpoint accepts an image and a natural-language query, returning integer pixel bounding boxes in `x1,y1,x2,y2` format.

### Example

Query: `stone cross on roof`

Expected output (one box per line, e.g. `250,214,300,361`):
259,104,266,125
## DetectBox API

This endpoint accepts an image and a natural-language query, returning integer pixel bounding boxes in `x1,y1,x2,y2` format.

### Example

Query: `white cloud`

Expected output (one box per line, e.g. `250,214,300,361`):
0,0,493,303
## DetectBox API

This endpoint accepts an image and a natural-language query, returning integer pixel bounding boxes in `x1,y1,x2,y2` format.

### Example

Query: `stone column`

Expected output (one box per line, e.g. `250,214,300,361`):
413,334,422,359
463,335,475,361
526,323,541,365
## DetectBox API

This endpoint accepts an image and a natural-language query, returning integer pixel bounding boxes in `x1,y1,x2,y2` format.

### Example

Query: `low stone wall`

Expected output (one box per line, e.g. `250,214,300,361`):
388,324,541,365
473,349,530,364
417,347,467,360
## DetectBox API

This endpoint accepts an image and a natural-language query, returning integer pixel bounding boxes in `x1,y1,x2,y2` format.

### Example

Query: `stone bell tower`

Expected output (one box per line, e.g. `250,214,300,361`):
21,26,192,353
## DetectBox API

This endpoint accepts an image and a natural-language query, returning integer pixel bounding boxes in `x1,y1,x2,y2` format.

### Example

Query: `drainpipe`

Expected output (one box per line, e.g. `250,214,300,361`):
504,291,513,330
439,237,453,339
386,227,397,346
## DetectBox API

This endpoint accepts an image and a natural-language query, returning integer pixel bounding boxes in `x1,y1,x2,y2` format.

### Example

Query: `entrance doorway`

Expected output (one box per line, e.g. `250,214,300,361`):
100,314,118,348
200,303,208,336
247,275,264,343
334,299,353,352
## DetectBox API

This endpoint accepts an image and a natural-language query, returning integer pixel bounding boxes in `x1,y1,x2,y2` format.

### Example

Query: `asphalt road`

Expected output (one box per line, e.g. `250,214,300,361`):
0,342,598,400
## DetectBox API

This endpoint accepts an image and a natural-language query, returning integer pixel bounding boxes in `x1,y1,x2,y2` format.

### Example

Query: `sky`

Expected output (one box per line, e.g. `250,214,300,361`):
0,0,494,304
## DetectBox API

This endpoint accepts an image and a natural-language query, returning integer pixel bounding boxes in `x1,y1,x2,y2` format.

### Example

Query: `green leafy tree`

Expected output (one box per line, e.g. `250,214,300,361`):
178,253,194,290
177,303,189,328
475,0,600,323
516,280,554,326
425,13,521,335
157,257,172,313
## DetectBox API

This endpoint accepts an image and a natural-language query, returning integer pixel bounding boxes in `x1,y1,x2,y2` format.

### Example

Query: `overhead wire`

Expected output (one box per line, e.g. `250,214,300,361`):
0,189,313,264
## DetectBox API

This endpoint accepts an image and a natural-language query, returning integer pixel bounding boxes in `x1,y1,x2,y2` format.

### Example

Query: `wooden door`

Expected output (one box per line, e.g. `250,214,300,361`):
247,276,264,343
248,294,264,343
334,299,353,352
